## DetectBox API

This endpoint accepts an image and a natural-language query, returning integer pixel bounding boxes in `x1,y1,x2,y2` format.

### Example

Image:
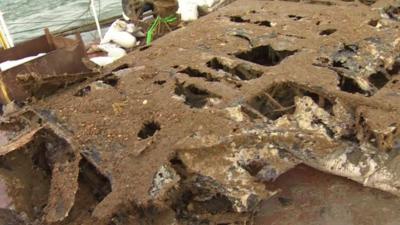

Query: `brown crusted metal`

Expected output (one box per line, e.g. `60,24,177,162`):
0,31,90,104
2,0,400,224
0,35,53,63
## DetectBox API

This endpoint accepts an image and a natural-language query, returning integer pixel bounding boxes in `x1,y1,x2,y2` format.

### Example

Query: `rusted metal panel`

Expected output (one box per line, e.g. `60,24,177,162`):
0,32,90,104
0,35,53,63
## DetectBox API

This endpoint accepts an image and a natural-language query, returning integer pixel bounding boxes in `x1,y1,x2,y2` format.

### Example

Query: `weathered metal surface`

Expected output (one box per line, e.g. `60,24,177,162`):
0,108,81,223
0,31,90,104
1,0,400,224
0,35,53,63
255,165,400,225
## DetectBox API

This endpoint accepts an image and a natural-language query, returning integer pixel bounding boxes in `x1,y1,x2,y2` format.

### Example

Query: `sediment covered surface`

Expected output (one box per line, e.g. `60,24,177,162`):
1,0,400,224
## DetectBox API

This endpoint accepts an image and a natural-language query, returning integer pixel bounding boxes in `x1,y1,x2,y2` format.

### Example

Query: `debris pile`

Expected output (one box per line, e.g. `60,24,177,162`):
89,0,232,67
1,0,400,224
314,38,400,96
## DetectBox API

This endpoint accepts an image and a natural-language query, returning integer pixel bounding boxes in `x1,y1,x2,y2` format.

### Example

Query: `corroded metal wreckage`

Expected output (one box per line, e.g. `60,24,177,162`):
0,30,92,104
1,0,400,224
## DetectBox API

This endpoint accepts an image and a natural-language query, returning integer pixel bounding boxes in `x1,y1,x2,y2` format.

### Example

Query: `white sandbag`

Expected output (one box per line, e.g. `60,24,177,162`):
177,0,199,21
102,19,143,48
90,43,128,67
109,31,137,49
90,56,115,67
199,0,221,12
102,19,136,48
126,23,136,33
198,0,215,8
98,43,127,60
102,20,127,43
177,0,224,21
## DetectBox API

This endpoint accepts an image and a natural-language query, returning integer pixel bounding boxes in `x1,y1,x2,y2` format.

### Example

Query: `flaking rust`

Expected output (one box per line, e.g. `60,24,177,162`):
2,0,400,224
0,108,81,224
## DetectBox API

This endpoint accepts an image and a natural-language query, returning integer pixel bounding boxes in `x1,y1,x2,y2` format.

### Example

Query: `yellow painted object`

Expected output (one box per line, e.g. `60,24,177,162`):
0,30,9,49
0,78,11,103
0,29,11,103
